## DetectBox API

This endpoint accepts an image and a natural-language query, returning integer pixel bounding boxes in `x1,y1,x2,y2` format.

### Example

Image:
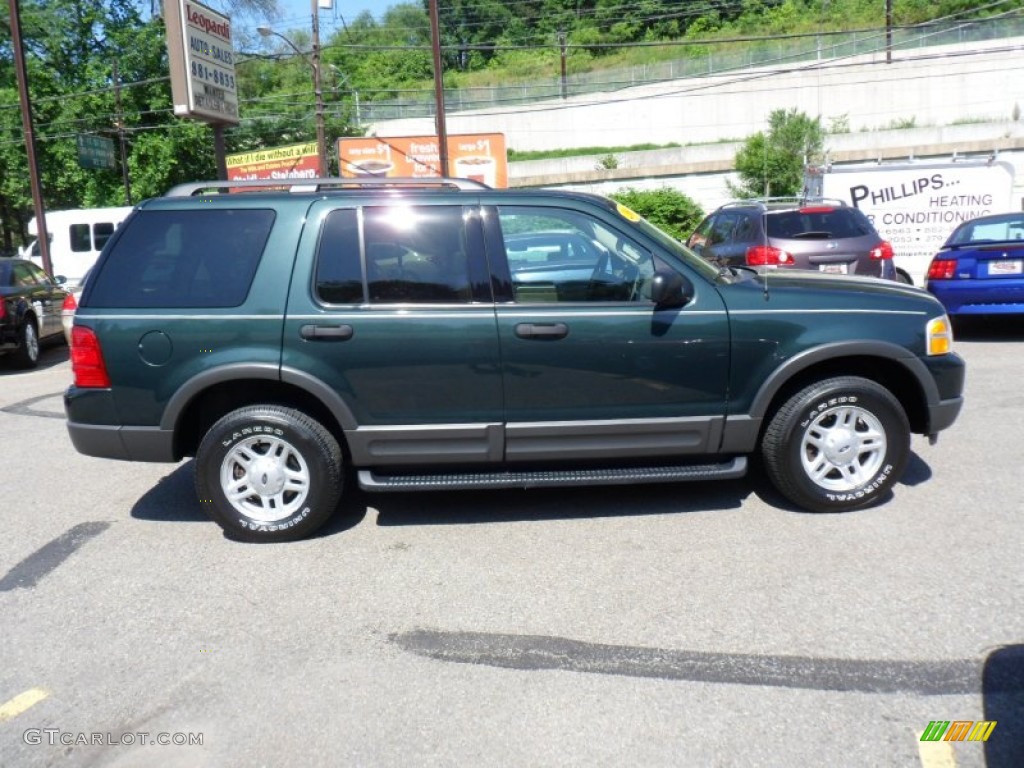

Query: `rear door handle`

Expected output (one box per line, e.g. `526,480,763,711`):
300,324,354,341
514,322,569,340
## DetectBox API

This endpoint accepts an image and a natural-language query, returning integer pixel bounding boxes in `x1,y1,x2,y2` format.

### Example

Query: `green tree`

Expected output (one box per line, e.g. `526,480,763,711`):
730,108,824,198
609,187,703,240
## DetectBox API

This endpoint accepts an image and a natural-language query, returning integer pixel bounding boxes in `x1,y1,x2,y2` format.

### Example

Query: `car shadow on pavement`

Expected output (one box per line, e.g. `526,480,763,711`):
0,343,69,375
983,644,1024,766
953,316,1024,341
371,477,752,528
130,461,207,523
130,460,369,539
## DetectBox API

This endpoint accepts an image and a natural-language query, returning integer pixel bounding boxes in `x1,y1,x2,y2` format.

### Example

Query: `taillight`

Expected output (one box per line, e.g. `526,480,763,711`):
62,293,77,311
927,258,957,281
747,245,794,266
71,326,111,388
799,206,835,214
869,241,894,260
0,299,5,320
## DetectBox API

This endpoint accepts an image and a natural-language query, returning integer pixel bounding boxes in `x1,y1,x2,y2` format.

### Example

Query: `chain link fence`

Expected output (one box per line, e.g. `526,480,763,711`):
359,17,1024,122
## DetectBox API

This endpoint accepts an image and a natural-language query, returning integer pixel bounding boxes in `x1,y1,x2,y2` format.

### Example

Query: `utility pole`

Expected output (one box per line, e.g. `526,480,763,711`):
311,0,327,176
886,0,893,64
112,60,133,204
558,29,568,100
428,0,449,176
8,0,51,276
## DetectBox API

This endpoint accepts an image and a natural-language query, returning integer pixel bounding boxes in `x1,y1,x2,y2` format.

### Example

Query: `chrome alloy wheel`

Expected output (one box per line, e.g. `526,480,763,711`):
25,322,39,362
219,435,311,522
799,404,886,492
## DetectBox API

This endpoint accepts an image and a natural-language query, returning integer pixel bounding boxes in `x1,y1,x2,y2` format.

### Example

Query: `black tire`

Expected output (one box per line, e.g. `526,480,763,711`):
12,318,40,369
195,406,343,542
761,376,910,513
895,270,913,285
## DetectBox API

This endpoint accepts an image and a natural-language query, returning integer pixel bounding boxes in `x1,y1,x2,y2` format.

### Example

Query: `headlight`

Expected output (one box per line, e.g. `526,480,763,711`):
926,315,953,355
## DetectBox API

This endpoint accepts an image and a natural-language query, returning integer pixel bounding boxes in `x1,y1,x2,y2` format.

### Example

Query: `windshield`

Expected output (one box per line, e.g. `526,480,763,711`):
629,216,721,281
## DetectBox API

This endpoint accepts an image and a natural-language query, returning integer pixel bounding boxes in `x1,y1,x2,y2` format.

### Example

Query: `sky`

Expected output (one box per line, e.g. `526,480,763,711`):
270,0,404,34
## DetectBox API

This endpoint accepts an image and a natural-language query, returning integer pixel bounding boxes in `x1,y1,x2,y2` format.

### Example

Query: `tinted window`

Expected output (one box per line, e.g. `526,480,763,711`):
93,222,116,250
766,209,873,239
12,263,38,287
364,206,472,304
498,207,655,303
70,223,91,252
86,209,273,308
315,209,363,304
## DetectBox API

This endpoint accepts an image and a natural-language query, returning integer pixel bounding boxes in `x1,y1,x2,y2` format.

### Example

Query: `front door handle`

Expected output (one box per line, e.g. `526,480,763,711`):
514,322,569,340
300,324,354,341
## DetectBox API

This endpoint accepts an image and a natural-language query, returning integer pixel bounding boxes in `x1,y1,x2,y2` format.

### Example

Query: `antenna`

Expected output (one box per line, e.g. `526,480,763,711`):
761,203,770,301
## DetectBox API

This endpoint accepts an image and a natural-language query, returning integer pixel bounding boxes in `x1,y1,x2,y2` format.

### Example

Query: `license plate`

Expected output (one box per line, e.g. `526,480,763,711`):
988,260,1023,275
819,263,848,274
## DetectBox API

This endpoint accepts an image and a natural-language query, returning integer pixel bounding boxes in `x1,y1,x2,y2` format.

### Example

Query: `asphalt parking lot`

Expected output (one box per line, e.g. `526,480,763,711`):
1,321,1022,767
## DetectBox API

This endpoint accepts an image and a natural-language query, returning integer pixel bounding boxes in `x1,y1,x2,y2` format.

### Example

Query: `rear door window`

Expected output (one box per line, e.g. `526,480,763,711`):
70,224,91,252
86,209,274,308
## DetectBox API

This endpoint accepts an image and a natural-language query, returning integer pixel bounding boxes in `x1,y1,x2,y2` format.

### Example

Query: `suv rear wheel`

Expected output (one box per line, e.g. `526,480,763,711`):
195,405,343,542
762,377,910,512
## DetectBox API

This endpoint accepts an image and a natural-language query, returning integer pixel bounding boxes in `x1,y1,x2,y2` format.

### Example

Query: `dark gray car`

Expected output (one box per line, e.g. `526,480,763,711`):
687,198,899,281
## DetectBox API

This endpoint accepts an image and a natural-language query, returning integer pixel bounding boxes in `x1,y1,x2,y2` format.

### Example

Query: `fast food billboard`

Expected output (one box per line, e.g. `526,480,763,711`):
163,0,239,125
226,142,320,181
337,134,507,187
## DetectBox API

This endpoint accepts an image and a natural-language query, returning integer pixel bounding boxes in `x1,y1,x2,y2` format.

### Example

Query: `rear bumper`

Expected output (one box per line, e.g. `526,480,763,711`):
67,421,176,462
928,278,1024,315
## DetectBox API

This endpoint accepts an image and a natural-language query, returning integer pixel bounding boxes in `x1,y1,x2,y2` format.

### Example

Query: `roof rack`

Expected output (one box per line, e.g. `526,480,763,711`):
719,196,849,210
164,176,489,197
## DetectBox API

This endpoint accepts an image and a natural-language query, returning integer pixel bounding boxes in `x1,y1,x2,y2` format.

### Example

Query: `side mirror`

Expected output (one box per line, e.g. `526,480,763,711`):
649,269,692,308
54,274,67,285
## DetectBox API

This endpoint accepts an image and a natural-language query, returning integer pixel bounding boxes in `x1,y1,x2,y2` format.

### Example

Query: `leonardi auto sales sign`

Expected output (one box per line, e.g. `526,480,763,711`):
163,0,239,124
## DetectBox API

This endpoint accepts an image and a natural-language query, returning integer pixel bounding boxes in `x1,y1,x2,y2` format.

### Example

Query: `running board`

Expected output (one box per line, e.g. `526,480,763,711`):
358,457,747,492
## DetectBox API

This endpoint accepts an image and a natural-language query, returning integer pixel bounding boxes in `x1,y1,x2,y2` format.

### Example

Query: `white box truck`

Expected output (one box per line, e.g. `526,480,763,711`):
22,206,135,285
804,160,1015,286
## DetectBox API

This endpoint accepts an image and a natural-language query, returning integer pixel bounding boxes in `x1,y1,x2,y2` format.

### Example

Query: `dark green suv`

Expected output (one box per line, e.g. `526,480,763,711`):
65,179,965,542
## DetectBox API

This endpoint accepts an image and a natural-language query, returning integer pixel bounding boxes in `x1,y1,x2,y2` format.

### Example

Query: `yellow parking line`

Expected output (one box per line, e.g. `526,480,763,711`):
0,688,49,723
918,732,957,768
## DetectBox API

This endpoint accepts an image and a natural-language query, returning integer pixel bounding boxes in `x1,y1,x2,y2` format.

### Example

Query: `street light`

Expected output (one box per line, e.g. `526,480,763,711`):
257,11,328,177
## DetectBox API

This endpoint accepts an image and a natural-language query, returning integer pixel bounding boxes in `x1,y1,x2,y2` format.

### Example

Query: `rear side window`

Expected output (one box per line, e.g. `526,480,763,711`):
86,209,274,308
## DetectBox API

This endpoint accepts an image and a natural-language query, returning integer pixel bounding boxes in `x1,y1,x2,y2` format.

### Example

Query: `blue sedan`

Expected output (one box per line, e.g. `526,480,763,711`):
926,212,1024,316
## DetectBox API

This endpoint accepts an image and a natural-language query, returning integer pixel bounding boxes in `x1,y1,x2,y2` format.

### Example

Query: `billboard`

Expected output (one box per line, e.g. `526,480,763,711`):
337,134,507,187
164,0,239,125
226,142,320,181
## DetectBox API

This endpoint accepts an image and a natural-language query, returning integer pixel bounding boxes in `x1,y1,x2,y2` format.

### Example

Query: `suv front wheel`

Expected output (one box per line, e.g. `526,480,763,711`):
761,377,910,512
195,405,343,542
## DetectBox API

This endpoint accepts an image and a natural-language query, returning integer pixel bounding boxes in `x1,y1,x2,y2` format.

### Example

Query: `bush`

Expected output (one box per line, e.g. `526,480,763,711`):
608,188,704,241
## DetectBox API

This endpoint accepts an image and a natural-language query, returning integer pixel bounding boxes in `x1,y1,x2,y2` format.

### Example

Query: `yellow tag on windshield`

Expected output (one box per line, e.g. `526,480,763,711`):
616,203,641,222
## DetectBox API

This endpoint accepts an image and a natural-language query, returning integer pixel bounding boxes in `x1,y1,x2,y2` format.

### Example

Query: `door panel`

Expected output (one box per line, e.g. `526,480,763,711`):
491,206,730,461
282,202,504,466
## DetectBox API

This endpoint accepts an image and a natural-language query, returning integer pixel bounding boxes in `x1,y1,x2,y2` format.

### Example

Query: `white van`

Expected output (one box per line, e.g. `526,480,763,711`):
22,207,135,285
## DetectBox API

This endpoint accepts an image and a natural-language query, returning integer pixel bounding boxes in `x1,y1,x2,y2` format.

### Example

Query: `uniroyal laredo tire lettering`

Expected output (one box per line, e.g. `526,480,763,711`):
221,425,285,447
825,464,894,501
237,506,312,532
799,395,858,429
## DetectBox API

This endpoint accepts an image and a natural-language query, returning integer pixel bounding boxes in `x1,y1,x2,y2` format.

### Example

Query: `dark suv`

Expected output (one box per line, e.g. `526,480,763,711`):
687,198,899,281
65,179,964,541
